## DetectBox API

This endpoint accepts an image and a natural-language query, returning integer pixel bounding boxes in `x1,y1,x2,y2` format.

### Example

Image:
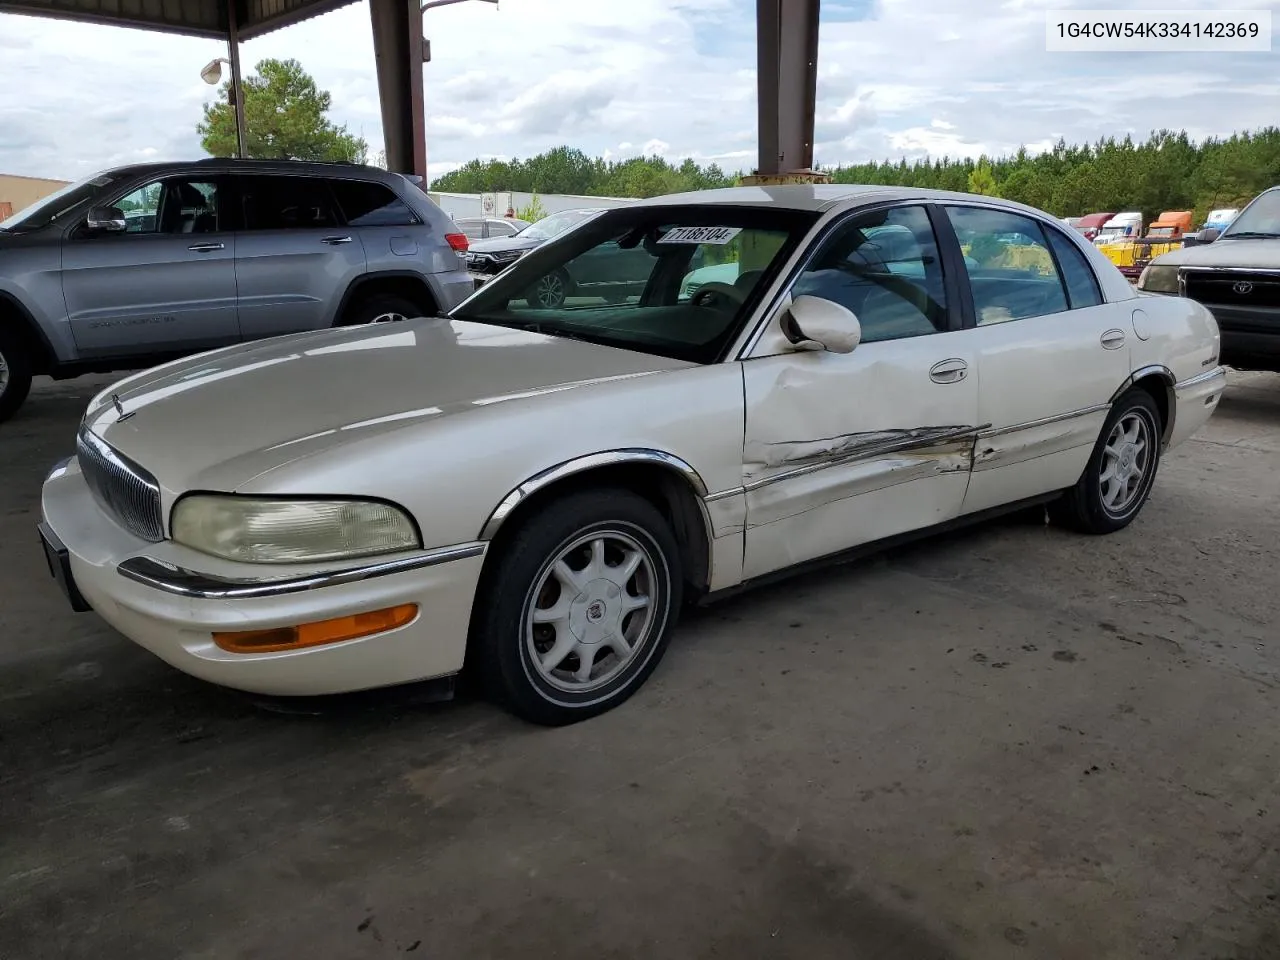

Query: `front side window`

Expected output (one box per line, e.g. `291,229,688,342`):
239,175,337,231
452,206,817,363
329,179,417,227
110,178,221,235
946,206,1068,324
488,220,519,237
791,205,948,344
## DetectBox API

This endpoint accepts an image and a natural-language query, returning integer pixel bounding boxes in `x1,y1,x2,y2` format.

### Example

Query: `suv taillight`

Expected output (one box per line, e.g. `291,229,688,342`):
445,233,469,252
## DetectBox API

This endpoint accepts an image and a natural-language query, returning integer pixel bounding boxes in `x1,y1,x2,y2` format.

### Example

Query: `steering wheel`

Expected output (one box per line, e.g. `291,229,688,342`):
691,281,748,308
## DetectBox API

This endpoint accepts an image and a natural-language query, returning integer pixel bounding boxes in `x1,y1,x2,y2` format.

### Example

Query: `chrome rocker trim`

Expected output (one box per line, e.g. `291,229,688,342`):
116,543,486,600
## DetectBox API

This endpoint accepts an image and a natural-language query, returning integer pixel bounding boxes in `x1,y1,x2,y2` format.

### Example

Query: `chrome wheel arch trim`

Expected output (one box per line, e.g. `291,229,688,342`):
1112,364,1176,446
479,449,713,543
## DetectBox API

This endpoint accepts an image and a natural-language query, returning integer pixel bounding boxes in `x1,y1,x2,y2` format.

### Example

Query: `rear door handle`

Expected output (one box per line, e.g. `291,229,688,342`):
1101,328,1127,350
321,236,354,245
929,358,968,384
188,242,224,252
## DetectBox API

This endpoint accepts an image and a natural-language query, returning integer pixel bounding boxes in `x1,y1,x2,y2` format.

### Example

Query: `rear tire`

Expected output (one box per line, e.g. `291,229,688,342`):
473,489,683,726
1049,388,1161,534
0,326,33,424
341,292,427,326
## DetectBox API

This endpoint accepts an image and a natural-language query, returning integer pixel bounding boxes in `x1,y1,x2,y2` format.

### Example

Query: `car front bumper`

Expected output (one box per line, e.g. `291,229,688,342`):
39,457,486,697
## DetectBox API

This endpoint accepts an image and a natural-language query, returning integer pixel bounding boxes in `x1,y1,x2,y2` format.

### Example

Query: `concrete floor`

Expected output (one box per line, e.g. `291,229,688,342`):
3,371,1280,960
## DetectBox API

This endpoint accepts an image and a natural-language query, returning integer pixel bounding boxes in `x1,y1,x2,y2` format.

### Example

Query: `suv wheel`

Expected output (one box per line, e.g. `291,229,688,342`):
474,489,682,725
0,327,33,424
342,293,428,326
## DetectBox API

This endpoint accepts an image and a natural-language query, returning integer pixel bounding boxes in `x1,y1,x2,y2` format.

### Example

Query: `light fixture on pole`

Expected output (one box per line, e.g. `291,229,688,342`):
200,55,248,160
202,2,248,160
418,0,498,184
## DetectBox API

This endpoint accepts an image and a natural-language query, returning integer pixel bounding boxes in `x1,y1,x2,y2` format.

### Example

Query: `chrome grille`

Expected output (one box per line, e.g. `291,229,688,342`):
76,426,164,542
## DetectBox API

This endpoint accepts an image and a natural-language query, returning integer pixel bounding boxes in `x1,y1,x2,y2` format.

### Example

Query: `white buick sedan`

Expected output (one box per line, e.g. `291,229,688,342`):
39,186,1226,725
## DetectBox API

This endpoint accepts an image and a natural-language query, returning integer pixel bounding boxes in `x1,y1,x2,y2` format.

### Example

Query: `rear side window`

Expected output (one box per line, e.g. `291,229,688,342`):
1045,227,1104,308
329,179,417,227
945,206,1069,324
239,175,338,231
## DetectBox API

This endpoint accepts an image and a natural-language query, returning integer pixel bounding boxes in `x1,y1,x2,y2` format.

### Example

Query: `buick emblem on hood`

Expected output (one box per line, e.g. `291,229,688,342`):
1233,281,1254,295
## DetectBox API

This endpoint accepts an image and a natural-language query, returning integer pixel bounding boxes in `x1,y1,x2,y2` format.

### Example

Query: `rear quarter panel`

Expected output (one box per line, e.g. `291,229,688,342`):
1131,292,1220,385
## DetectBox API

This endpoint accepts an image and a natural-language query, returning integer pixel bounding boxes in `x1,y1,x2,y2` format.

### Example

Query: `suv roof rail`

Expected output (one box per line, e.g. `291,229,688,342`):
194,157,377,169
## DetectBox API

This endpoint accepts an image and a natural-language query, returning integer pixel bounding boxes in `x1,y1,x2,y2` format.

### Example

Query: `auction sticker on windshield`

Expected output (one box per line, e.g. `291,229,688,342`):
659,226,743,244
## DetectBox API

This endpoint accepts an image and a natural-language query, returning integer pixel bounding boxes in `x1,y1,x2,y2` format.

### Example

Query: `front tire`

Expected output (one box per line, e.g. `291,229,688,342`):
1050,388,1161,534
0,326,33,424
474,489,683,725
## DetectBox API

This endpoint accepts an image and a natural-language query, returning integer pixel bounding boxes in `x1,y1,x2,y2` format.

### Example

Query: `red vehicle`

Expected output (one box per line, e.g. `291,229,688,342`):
1073,211,1116,242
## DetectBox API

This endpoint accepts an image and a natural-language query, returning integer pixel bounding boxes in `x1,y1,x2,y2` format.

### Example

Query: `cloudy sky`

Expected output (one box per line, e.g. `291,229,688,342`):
0,0,1276,185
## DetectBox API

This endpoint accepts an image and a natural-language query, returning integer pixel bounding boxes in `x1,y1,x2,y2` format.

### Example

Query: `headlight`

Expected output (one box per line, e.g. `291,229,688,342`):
1138,264,1180,294
171,495,421,564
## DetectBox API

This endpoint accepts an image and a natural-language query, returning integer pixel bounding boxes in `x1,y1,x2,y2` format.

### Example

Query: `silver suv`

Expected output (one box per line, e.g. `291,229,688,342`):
0,159,474,422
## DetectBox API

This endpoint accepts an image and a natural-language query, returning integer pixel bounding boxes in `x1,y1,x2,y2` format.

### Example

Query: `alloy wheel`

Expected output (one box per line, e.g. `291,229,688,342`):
1099,411,1152,516
523,528,662,694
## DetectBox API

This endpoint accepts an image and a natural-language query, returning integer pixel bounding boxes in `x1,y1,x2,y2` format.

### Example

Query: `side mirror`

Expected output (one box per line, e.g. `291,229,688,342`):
86,206,127,233
1199,227,1221,243
783,295,861,354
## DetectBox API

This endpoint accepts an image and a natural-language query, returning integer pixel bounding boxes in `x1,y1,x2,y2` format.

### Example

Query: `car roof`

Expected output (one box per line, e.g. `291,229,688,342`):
628,184,1061,218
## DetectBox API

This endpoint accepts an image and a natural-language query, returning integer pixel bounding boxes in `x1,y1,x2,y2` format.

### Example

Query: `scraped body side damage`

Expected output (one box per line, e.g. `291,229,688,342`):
744,428,979,527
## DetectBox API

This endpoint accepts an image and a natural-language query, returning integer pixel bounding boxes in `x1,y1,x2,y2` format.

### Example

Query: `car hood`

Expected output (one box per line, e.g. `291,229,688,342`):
85,318,693,493
1154,238,1280,269
468,234,544,255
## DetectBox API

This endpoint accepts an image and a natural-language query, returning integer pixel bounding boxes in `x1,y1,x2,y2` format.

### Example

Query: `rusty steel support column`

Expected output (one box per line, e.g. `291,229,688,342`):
749,0,825,184
370,0,427,181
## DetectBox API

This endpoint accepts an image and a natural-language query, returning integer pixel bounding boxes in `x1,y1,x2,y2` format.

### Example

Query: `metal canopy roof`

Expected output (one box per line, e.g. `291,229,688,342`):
0,0,359,40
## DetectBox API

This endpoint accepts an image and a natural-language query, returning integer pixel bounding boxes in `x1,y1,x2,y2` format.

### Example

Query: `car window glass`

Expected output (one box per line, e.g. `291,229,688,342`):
453,208,814,364
112,179,220,235
1222,189,1280,237
239,175,338,231
1045,227,1103,308
791,205,947,344
456,219,485,240
488,220,518,237
945,206,1068,324
329,179,417,227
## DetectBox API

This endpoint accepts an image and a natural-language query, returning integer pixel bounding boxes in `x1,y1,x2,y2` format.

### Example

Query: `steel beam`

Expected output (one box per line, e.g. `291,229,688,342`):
754,0,821,177
369,0,426,180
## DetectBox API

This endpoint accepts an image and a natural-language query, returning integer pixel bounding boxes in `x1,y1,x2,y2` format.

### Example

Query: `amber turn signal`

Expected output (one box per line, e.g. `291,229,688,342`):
212,604,418,654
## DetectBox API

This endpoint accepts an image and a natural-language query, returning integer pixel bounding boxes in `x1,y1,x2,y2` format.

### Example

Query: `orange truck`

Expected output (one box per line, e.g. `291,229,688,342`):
1101,210,1193,279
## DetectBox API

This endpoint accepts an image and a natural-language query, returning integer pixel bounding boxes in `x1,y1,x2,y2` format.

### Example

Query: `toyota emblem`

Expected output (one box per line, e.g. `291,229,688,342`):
1233,281,1254,295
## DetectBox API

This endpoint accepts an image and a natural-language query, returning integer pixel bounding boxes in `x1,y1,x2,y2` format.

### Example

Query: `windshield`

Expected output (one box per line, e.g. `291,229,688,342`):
1221,190,1280,238
0,170,122,231
521,209,599,241
1147,227,1175,238
452,204,818,363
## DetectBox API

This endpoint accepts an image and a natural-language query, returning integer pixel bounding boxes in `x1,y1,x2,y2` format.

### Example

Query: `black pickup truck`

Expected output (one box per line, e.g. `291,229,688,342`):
1137,186,1280,371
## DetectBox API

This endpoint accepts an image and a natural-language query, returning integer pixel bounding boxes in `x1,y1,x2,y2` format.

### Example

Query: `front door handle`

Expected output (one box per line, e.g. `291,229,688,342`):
1101,328,1127,350
929,358,968,384
188,242,224,252
321,236,354,245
